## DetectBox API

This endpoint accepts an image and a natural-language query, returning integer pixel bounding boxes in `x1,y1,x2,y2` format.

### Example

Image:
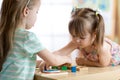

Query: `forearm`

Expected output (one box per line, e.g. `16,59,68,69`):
41,55,70,66
53,41,77,56
38,49,72,66
51,54,72,66
83,60,103,67
76,58,105,67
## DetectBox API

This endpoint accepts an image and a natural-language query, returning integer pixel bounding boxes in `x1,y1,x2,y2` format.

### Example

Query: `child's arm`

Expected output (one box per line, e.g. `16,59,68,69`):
76,45,111,67
76,57,103,67
38,49,72,66
52,41,78,56
37,41,77,71
76,53,111,67
37,49,72,71
98,44,111,67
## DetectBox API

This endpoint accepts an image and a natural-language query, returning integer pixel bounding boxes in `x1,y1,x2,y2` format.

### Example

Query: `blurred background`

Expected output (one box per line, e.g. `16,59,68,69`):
0,0,120,59
31,0,120,59
32,0,120,51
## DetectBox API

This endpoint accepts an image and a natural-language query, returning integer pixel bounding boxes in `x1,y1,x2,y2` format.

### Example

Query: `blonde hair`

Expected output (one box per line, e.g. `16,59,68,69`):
69,8,104,50
0,0,39,71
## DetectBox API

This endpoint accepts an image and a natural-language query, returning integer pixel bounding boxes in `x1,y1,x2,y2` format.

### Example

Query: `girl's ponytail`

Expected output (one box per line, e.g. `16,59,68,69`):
95,13,105,48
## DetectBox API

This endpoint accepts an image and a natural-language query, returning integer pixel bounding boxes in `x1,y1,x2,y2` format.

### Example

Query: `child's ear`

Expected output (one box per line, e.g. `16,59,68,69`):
23,7,29,16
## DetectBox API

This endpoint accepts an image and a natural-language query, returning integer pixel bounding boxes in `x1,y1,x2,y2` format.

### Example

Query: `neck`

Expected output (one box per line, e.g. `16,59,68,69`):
17,18,26,29
17,23,26,29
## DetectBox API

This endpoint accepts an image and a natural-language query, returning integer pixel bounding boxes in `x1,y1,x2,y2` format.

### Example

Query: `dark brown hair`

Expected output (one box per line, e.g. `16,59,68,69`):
0,0,38,71
69,8,104,50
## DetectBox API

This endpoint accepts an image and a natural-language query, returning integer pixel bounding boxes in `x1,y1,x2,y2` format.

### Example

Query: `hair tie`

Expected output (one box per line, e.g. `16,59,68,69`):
95,11,99,16
94,9,102,16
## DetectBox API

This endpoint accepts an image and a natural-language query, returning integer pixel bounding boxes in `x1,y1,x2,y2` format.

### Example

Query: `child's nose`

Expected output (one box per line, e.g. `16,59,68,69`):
76,38,81,43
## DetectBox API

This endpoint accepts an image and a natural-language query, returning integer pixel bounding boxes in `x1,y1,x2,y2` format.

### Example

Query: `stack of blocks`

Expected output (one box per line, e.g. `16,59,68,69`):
52,63,77,73
52,63,88,73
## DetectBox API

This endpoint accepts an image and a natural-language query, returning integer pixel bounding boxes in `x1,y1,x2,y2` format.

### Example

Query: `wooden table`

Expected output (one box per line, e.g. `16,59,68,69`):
34,66,120,80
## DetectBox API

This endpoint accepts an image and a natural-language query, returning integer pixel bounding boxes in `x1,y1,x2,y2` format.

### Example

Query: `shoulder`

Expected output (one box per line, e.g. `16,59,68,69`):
15,28,36,38
103,39,111,51
98,40,111,56
104,38,119,45
25,31,36,39
104,37,120,49
21,30,37,41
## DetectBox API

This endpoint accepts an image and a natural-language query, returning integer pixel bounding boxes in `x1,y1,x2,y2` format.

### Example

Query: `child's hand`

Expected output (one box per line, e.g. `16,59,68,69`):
38,61,50,72
86,54,98,61
76,57,86,66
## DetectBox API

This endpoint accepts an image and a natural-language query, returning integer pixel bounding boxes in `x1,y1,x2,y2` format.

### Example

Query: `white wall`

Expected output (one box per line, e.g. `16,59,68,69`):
31,0,73,51
30,0,76,60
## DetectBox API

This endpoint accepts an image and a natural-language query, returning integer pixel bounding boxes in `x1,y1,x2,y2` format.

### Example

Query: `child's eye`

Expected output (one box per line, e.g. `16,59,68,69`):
80,37,85,39
72,35,76,38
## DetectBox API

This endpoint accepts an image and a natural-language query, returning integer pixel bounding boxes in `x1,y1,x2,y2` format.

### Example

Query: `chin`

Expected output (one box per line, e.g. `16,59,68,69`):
26,27,32,30
79,45,87,49
78,46,84,49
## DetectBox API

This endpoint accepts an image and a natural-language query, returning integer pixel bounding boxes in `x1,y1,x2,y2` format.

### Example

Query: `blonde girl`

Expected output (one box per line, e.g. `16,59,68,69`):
69,8,120,67
0,0,77,80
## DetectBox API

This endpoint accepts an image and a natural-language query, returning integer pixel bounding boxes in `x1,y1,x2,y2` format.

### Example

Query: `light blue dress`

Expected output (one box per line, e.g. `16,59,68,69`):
0,28,45,80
